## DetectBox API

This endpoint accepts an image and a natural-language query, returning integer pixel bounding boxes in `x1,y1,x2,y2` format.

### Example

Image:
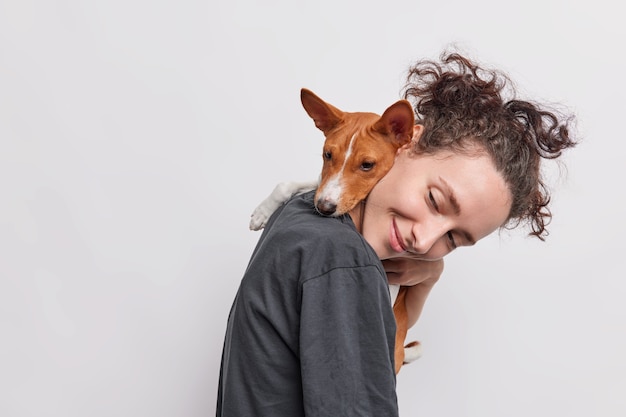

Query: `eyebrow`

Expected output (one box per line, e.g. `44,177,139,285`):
438,176,477,246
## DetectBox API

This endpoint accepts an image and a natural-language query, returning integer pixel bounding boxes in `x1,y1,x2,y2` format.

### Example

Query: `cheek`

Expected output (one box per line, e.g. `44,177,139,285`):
393,192,427,220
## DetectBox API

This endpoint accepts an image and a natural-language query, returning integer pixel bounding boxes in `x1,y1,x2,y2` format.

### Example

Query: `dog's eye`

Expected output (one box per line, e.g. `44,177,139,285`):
360,161,375,171
323,151,332,161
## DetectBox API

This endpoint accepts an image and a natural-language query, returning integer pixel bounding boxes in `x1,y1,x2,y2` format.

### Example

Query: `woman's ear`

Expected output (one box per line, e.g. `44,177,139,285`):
399,124,424,153
412,124,424,143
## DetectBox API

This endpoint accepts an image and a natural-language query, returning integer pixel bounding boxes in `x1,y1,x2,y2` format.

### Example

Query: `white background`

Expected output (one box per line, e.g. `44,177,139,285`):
1,1,624,416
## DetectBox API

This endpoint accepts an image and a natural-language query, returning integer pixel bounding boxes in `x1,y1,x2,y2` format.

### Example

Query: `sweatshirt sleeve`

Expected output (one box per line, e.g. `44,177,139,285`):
299,264,399,417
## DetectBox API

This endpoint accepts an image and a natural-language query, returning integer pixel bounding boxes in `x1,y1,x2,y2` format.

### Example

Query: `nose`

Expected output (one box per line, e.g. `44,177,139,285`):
410,219,449,255
316,199,337,216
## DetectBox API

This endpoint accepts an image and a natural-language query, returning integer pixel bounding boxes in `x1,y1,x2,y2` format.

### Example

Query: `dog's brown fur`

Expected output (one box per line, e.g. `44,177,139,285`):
300,88,415,374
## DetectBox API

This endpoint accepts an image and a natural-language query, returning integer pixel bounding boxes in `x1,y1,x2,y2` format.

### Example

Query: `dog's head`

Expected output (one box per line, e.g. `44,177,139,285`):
301,88,415,216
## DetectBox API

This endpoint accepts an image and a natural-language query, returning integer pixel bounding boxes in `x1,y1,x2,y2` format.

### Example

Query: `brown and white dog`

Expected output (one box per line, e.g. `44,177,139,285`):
250,88,421,374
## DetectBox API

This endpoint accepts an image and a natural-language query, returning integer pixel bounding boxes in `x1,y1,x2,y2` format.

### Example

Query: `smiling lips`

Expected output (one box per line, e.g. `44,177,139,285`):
391,218,408,253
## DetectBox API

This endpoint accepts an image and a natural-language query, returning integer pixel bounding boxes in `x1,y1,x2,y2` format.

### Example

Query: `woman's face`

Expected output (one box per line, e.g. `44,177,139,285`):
358,144,512,261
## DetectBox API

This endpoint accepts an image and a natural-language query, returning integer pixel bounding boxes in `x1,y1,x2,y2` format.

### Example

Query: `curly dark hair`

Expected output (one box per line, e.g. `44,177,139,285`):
402,51,577,240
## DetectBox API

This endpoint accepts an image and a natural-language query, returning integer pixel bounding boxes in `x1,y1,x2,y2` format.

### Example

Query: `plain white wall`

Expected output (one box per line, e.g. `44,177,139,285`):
1,1,624,416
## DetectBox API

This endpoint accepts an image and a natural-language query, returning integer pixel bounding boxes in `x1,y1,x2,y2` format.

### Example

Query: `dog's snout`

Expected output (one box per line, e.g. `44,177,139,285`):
316,200,337,216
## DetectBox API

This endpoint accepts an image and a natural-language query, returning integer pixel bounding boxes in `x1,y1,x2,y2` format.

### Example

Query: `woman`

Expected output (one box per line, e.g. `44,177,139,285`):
216,52,577,417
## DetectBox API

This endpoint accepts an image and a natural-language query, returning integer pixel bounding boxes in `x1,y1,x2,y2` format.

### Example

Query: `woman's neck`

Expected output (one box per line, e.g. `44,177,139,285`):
348,200,366,233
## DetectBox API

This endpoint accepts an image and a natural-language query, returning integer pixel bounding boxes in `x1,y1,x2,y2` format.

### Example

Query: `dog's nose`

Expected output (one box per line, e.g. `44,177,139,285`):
316,201,337,216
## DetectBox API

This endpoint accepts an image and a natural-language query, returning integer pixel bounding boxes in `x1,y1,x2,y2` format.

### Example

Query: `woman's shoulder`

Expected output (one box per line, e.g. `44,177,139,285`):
274,191,356,236
263,191,377,263
244,190,384,287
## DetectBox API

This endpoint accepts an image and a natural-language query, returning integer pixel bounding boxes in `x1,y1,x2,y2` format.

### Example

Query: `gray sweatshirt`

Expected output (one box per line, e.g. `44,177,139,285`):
216,190,398,417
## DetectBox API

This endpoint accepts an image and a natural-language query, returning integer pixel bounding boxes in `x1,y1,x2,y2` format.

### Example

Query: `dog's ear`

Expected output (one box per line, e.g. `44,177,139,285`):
374,100,415,146
300,88,345,134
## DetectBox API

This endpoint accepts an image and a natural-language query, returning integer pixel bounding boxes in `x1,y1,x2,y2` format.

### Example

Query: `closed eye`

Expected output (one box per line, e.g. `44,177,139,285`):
431,190,457,249
428,190,439,211
447,231,457,249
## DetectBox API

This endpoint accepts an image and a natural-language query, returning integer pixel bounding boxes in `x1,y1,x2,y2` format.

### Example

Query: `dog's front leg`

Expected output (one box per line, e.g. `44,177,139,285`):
249,180,319,230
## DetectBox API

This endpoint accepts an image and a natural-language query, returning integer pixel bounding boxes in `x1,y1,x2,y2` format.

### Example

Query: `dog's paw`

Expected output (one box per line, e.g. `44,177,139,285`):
249,205,271,230
249,181,318,231
403,341,423,365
